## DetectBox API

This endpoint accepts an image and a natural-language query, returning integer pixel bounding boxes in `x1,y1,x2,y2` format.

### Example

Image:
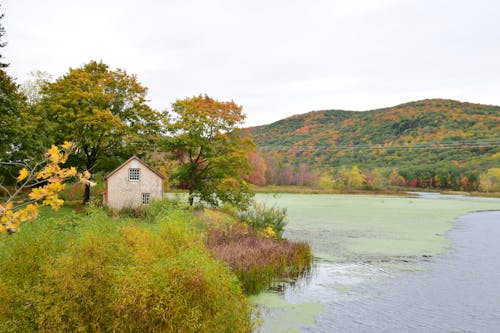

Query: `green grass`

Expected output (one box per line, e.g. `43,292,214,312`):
0,201,252,332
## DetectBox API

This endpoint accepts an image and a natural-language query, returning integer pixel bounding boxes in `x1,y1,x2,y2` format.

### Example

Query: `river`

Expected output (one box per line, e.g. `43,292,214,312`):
253,193,500,332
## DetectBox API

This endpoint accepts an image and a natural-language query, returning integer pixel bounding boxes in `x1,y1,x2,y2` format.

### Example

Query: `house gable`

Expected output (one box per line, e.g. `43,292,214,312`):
104,156,164,209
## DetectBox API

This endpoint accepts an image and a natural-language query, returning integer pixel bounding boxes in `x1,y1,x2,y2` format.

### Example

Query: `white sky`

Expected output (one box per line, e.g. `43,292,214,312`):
3,0,500,126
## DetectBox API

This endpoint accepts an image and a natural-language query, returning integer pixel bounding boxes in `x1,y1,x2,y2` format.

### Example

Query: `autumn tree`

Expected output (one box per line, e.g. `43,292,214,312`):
245,151,267,186
0,142,92,234
39,61,163,203
479,168,500,192
164,95,254,207
338,165,366,189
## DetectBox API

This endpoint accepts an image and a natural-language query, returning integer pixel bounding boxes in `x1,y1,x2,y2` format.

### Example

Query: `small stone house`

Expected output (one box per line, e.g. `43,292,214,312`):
103,156,164,209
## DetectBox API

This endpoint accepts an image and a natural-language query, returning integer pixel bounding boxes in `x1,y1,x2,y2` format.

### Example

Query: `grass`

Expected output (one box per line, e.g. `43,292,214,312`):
0,201,252,332
202,212,312,294
0,197,315,331
252,184,412,196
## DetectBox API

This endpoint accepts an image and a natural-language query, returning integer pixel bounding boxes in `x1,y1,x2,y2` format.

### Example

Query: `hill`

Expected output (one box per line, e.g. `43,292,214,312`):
246,99,500,190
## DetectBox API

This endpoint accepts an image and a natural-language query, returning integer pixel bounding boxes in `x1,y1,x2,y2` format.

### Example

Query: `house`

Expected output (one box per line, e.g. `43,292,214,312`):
103,156,164,209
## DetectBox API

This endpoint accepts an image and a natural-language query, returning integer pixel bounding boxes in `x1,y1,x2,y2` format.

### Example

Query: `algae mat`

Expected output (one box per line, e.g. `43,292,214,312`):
252,193,500,332
256,193,500,261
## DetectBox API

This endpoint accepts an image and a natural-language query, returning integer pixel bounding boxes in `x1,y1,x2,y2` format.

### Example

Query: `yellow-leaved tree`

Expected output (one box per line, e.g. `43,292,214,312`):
0,142,92,234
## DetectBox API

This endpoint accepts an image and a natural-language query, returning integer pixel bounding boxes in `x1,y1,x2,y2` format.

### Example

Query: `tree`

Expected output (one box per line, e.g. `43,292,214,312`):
479,168,500,192
39,61,163,203
0,8,8,68
0,142,92,234
0,70,25,163
341,165,366,189
245,151,267,186
164,95,254,207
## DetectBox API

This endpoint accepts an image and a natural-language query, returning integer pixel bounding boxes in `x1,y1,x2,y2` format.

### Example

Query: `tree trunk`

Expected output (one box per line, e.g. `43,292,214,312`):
83,183,90,204
83,149,96,204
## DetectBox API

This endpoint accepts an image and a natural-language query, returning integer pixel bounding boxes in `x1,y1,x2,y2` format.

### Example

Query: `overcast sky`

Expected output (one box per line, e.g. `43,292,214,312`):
3,0,500,126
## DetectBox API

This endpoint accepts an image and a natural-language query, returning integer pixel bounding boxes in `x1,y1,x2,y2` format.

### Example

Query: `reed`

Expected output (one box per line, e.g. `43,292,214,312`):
206,220,312,294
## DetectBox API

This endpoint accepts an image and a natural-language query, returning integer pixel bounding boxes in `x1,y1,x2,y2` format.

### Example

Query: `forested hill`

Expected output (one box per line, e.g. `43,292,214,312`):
247,99,500,179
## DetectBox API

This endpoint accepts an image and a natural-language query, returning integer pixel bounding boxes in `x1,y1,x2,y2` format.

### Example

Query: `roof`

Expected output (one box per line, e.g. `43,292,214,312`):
104,155,165,180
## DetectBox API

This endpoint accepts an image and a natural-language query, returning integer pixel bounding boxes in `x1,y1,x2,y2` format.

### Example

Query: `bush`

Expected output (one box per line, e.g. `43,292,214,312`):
238,201,287,239
206,220,312,294
0,210,252,332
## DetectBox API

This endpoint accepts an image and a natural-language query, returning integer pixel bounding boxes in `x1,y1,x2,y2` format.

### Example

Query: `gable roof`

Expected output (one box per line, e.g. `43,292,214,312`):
104,155,165,180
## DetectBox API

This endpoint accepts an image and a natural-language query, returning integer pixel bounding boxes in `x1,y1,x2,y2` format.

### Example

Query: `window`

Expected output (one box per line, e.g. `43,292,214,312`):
129,168,140,181
142,193,150,205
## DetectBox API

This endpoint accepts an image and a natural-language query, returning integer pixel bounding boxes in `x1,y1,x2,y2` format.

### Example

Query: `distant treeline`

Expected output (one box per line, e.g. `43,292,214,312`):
247,99,500,192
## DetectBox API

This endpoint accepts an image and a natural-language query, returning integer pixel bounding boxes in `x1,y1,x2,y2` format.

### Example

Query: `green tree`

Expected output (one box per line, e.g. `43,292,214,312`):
0,70,25,163
164,94,254,207
39,60,163,203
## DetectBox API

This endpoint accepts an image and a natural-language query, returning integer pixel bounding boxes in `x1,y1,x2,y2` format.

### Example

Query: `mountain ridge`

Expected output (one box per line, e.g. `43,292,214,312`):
246,98,500,186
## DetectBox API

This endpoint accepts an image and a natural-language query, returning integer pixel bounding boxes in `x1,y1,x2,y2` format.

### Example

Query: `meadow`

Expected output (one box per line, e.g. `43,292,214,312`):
0,197,312,332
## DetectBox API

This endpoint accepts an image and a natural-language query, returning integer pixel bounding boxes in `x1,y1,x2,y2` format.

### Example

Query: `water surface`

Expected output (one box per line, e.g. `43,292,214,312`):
253,194,500,332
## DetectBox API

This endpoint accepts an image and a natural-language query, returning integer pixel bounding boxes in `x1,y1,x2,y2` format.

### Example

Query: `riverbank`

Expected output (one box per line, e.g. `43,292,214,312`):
0,198,313,331
251,185,500,197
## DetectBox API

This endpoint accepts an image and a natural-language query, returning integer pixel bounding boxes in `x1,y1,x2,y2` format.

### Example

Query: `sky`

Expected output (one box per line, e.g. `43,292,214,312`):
3,0,500,126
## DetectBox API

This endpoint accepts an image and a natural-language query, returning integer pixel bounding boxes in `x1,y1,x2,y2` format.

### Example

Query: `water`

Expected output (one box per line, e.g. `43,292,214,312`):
254,194,500,332
310,211,500,332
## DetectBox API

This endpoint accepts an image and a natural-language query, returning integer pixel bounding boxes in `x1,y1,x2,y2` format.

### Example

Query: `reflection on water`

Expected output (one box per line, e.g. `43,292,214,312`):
256,211,500,332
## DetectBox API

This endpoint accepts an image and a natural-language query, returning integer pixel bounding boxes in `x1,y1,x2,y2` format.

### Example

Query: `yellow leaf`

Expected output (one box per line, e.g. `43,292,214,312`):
47,145,61,163
17,167,29,182
62,141,72,149
3,201,13,211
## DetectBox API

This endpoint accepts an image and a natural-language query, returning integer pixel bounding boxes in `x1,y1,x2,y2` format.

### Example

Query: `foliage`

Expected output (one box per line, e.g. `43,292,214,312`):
249,99,500,191
39,60,164,202
0,208,252,332
0,143,91,234
479,168,500,192
245,151,267,186
204,210,312,294
164,94,254,208
238,201,288,239
0,70,38,166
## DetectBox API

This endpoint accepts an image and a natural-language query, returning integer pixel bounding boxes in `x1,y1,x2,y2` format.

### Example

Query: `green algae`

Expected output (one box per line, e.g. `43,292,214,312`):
251,292,326,332
256,194,500,261
250,292,289,308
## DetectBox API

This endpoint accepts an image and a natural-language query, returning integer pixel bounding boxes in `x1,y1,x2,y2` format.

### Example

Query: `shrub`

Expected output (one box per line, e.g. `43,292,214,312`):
206,220,312,294
238,201,288,239
0,210,252,332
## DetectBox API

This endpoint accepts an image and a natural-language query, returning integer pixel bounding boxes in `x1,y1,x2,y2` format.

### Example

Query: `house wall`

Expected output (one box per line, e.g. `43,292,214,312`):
105,159,163,209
